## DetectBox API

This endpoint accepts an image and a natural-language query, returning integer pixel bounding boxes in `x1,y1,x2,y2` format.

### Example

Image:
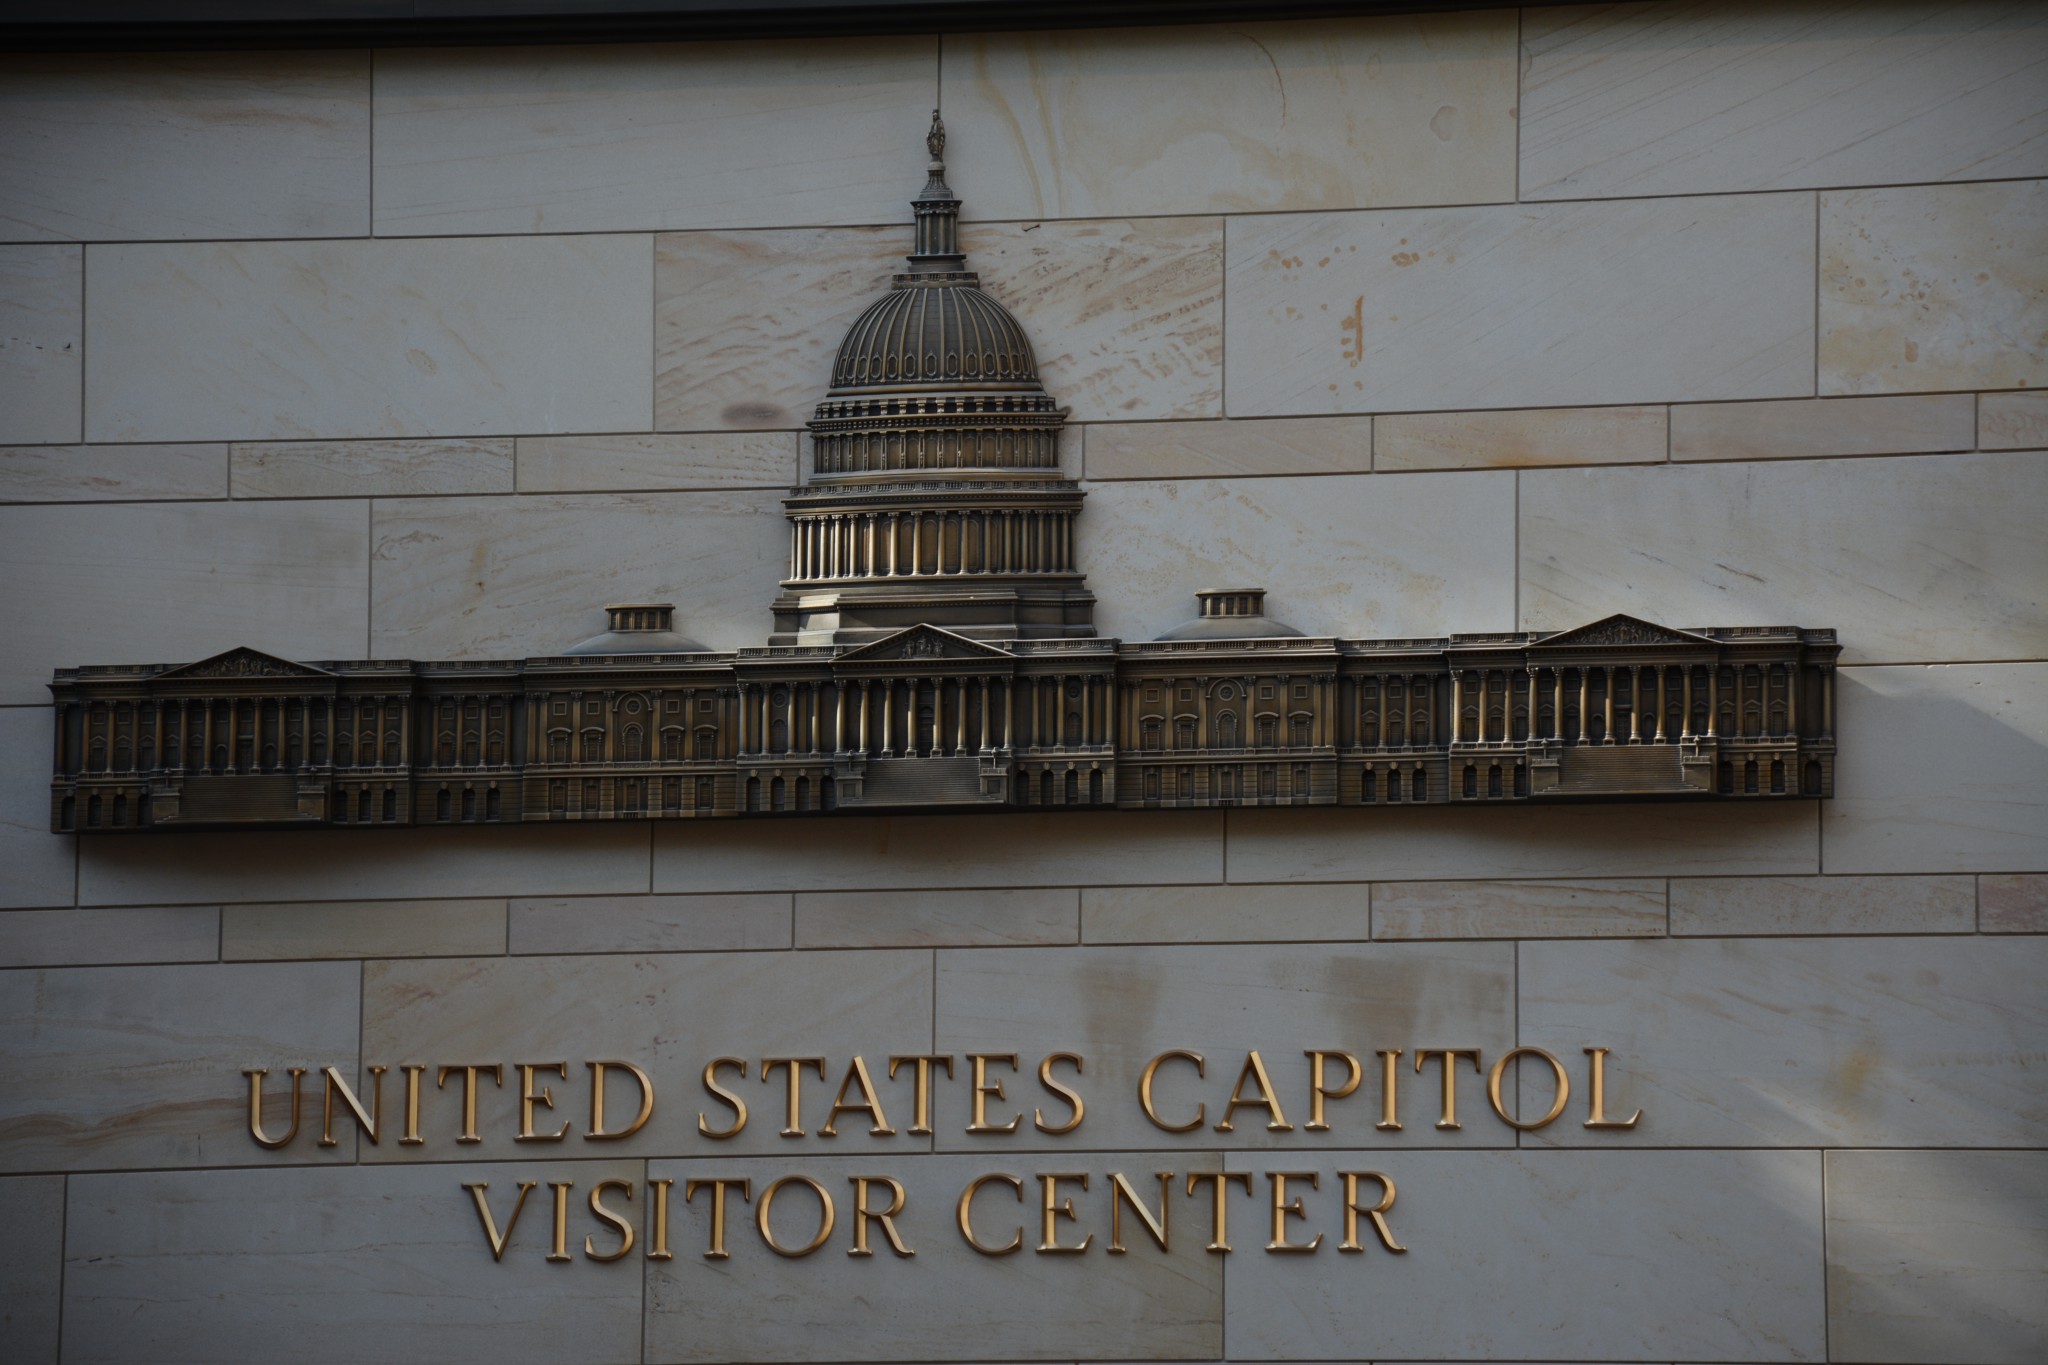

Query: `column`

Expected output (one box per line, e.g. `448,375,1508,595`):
881,681,894,756
1451,671,1464,743
1526,668,1538,742
955,678,968,753
203,701,216,771
809,682,821,752
152,699,167,770
979,677,991,751
1003,677,1015,749
1785,663,1798,738
911,515,923,575
858,681,872,754
1707,666,1720,738
274,698,287,770
1629,666,1642,743
1656,667,1669,742
866,516,878,577
1314,679,1328,748
1602,669,1614,743
1682,667,1694,739
1550,668,1562,742
1197,682,1210,751
834,683,847,753
1376,674,1388,749
603,694,618,764
1821,667,1834,739
885,515,898,576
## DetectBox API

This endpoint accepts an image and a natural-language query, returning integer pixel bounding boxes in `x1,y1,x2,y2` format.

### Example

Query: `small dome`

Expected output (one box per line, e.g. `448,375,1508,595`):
1157,588,1304,641
829,280,1040,391
562,603,706,655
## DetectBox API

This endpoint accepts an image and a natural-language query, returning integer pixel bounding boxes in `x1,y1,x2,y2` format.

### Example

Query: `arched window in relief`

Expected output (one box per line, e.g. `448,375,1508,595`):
1215,712,1238,749
1410,768,1426,802
622,725,645,762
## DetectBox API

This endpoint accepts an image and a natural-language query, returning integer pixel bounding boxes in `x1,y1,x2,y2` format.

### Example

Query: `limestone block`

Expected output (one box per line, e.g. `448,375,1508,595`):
373,39,935,235
655,811,1223,893
359,950,930,1160
231,439,513,498
942,11,1516,220
87,236,653,443
0,499,370,705
1519,937,2048,1147
1082,883,1365,944
0,51,369,241
1372,878,1665,939
1521,2,2048,199
80,823,651,907
222,899,507,961
1083,417,1371,481
1821,179,2048,395
0,245,80,445
0,907,218,968
0,444,225,502
1980,873,2048,933
1980,390,2048,449
656,217,1222,430
63,1161,642,1365
1520,453,2048,664
1375,405,1665,472
796,888,1078,948
1080,470,1513,644
510,893,792,954
0,708,73,909
645,1152,1222,1362
1671,394,1976,462
370,489,787,661
1227,802,1816,884
517,432,798,493
1225,193,1813,416
0,1175,62,1365
1223,1149,1823,1361
0,961,359,1171
1828,1149,2048,1365
1825,664,2048,874
1670,875,1975,936
932,942,1515,1152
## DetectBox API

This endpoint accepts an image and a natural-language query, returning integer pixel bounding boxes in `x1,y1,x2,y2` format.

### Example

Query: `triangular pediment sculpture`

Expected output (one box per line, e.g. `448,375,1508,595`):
1534,615,1716,649
836,624,1017,665
155,647,337,681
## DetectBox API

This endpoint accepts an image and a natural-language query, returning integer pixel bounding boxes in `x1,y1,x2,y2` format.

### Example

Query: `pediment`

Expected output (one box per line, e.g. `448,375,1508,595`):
836,625,1016,664
156,647,336,681
1534,615,1715,649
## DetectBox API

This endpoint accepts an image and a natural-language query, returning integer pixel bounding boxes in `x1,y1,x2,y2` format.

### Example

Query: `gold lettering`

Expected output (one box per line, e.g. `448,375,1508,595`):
819,1056,895,1138
1185,1171,1253,1253
1303,1050,1361,1132
887,1054,954,1136
760,1057,826,1137
243,1067,304,1149
1337,1171,1406,1253
437,1064,503,1144
1036,1173,1093,1254
756,1175,835,1258
1375,1049,1403,1131
585,1060,655,1141
966,1053,1021,1134
697,1057,748,1139
1583,1046,1643,1129
518,1063,571,1142
463,1180,537,1262
319,1065,386,1147
646,1178,674,1261
1413,1048,1481,1130
1487,1047,1571,1130
1034,1052,1085,1135
547,1181,574,1262
585,1180,636,1261
1265,1171,1322,1253
1215,1050,1293,1133
1138,1050,1206,1132
683,1177,751,1260
956,1173,1025,1256
1107,1171,1171,1254
398,1064,426,1145
848,1176,915,1258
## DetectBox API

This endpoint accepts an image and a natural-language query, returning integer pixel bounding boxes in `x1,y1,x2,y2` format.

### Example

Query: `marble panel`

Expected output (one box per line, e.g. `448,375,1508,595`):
0,707,73,909
0,51,368,242
0,444,225,502
231,438,512,498
942,11,1516,220
86,235,652,443
222,898,507,960
0,245,80,445
1519,936,2048,1147
932,941,1516,1151
1821,179,2048,395
1671,394,1976,462
1225,193,1814,416
1223,1149,1823,1362
510,892,792,954
373,39,935,235
1080,470,1512,644
1825,664,2048,875
0,498,369,705
1828,1149,2048,1365
517,431,797,492
0,1175,62,1365
656,217,1223,431
1081,883,1365,944
63,1161,642,1365
0,961,359,1172
646,1152,1222,1363
1082,416,1371,481
1670,875,1975,936
655,811,1222,893
1520,453,2048,664
1375,405,1665,471
0,906,218,968
1521,2,2048,199
1980,873,2048,933
1372,878,1665,939
369,488,786,661
1980,389,2048,449
796,888,1078,947
359,949,929,1160
1227,801,1816,884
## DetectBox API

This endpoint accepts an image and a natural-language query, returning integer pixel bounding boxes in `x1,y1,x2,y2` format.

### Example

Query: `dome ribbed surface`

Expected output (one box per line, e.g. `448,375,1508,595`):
830,280,1039,390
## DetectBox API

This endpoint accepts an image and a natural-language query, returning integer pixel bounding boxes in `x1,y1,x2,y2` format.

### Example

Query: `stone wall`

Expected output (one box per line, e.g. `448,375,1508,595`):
3,4,2045,1362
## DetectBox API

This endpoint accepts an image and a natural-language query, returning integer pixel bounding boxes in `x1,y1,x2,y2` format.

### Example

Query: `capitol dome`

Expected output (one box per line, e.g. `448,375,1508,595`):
828,280,1040,390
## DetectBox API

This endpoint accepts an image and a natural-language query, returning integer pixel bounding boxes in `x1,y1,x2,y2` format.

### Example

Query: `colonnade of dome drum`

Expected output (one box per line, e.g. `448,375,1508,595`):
808,393,1064,478
787,506,1079,581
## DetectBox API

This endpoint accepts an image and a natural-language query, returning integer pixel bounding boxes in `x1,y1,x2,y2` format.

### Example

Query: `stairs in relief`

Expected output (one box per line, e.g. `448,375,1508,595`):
1558,745,1688,794
858,755,993,807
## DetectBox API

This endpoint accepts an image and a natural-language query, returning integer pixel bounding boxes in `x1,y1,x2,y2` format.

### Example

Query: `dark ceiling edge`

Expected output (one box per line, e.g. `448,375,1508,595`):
0,1,1566,53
